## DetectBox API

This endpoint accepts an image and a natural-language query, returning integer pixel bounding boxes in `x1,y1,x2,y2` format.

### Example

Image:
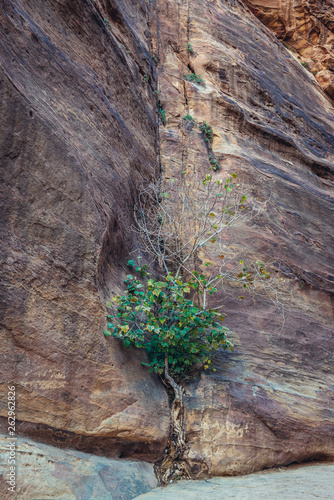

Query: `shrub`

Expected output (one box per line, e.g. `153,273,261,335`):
183,73,205,85
187,42,194,54
104,263,232,381
158,106,166,125
182,114,196,122
199,121,213,143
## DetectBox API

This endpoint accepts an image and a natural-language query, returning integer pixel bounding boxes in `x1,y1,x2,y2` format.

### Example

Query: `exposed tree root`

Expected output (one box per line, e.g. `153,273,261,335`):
155,355,192,485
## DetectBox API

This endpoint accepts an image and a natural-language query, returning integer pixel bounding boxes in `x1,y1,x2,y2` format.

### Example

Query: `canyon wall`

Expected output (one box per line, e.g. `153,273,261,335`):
150,0,334,476
243,0,334,100
0,0,333,492
0,0,169,462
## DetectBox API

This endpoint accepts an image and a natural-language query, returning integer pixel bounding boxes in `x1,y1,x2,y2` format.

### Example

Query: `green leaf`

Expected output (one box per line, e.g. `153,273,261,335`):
105,267,233,381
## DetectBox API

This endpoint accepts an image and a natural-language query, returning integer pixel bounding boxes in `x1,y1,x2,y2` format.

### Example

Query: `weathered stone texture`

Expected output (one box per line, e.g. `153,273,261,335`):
149,0,334,476
0,0,169,460
243,0,334,100
0,434,157,500
0,0,333,487
135,463,334,499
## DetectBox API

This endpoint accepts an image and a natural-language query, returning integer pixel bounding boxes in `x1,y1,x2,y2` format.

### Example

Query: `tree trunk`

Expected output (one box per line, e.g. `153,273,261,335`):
155,355,190,484
164,354,185,455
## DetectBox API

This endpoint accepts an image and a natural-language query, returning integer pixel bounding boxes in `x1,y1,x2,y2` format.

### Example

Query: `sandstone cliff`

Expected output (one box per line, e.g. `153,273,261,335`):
0,0,333,494
0,0,169,461
244,0,334,100
150,0,334,476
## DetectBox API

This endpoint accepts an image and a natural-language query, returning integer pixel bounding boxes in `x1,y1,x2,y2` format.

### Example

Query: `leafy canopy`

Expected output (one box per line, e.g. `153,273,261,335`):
104,262,233,381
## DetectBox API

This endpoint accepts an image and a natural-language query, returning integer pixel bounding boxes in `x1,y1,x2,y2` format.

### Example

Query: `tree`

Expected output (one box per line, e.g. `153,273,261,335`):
133,172,264,307
104,263,233,480
104,171,273,482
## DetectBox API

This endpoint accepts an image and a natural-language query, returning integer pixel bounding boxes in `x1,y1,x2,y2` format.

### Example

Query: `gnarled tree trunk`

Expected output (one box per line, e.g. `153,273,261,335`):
155,355,190,484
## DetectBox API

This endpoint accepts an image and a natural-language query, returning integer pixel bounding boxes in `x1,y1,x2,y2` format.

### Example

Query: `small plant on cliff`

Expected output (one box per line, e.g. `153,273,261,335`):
182,114,196,122
104,18,111,30
199,121,213,143
159,105,166,125
209,154,221,171
142,74,149,84
300,61,311,72
183,73,205,85
186,42,194,54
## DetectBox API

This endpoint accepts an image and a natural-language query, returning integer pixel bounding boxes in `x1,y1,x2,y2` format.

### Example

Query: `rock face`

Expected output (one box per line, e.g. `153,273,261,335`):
149,0,334,477
243,0,334,100
135,463,334,499
0,0,333,490
0,434,157,500
0,0,169,460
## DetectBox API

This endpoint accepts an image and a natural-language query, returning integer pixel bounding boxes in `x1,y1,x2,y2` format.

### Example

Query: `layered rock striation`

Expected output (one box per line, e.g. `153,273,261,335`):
149,0,334,476
243,0,334,100
0,0,333,486
0,0,169,460
0,434,157,500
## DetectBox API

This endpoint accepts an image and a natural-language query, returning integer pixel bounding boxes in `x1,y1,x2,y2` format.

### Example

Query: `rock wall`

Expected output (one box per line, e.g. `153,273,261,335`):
0,0,169,460
243,0,334,100
149,0,334,476
0,0,333,489
0,434,157,500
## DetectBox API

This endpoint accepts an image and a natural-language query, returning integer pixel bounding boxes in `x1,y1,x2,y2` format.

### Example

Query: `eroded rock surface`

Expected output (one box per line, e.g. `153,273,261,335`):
0,0,169,460
135,463,334,499
149,0,334,476
0,0,333,487
0,434,157,500
243,0,334,99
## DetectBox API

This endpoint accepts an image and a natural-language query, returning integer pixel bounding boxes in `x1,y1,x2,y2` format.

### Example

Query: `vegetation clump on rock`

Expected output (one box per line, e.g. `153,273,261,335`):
183,73,205,85
199,121,213,143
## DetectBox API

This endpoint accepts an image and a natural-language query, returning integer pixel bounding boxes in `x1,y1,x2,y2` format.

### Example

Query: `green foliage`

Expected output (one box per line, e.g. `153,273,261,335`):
300,61,311,72
209,155,220,171
199,121,213,143
159,106,166,125
186,43,194,54
183,73,205,85
152,54,158,65
120,44,131,55
143,74,149,84
105,262,233,381
182,114,196,122
104,18,111,29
